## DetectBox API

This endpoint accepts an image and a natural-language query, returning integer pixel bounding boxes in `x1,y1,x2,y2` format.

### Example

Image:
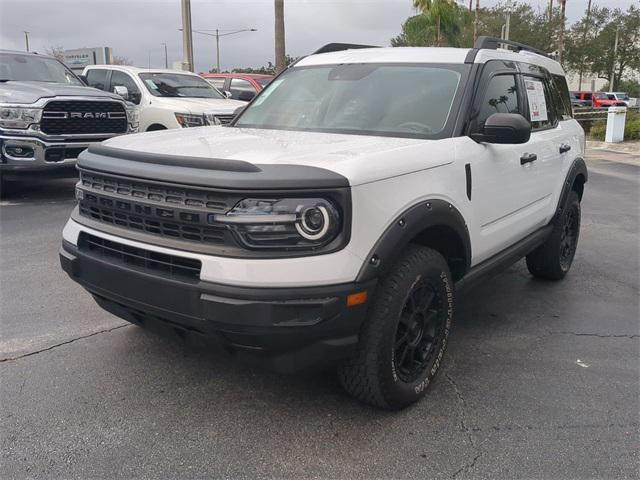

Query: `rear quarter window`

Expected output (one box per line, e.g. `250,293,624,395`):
550,74,573,120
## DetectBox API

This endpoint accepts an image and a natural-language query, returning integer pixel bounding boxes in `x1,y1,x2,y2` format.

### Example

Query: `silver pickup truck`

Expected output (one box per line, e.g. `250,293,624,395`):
0,50,138,192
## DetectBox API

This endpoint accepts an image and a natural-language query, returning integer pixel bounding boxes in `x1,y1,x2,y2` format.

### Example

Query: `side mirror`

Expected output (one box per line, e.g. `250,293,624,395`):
472,113,531,144
223,90,233,99
238,90,256,102
78,74,89,86
113,85,129,100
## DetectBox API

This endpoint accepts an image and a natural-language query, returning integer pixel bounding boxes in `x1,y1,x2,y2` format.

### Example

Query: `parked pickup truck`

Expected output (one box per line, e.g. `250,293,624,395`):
83,66,245,132
0,50,138,192
61,38,586,409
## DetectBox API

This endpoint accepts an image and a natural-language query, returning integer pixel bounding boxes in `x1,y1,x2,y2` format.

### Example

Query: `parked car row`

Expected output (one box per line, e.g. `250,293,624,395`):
570,90,632,108
0,50,275,192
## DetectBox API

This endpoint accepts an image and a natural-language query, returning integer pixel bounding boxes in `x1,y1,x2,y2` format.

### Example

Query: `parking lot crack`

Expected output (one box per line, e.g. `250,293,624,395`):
552,331,639,339
445,372,483,478
0,324,131,363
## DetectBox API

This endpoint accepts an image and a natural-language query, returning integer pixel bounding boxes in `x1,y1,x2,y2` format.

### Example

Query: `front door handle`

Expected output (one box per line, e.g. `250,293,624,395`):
559,144,572,154
520,153,537,165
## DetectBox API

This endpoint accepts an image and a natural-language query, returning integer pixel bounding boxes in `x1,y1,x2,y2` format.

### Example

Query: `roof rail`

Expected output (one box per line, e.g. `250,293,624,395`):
313,43,379,55
474,36,551,59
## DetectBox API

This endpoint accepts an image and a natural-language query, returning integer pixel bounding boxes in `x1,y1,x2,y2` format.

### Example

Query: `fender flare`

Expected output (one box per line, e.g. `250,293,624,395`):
356,199,471,283
554,157,587,222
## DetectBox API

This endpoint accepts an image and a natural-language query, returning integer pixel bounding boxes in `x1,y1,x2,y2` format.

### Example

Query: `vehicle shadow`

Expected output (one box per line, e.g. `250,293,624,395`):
1,175,77,203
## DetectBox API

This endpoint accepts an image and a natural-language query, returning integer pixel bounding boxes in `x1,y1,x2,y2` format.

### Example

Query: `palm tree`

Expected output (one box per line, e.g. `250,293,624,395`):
474,0,480,43
558,0,566,63
274,0,286,74
413,0,458,47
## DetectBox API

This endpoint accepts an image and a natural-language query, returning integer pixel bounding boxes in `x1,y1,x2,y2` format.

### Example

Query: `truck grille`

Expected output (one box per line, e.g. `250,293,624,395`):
41,100,127,135
77,170,242,247
78,232,201,281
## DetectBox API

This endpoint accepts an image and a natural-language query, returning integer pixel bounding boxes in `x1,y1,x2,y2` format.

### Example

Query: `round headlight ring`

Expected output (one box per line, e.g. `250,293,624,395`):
296,205,331,241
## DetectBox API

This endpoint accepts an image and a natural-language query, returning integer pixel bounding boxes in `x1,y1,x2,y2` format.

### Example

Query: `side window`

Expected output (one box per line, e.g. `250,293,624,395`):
550,74,573,120
476,74,521,128
523,76,556,130
206,77,226,90
229,78,256,100
85,69,108,90
584,92,592,101
110,70,141,104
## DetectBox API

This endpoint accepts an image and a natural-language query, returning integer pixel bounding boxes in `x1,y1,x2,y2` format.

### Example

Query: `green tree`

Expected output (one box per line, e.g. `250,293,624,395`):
392,6,471,47
413,0,461,47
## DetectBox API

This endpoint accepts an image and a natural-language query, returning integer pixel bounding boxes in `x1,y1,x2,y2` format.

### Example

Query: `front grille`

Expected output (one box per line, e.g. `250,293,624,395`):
41,100,127,135
214,114,234,125
78,232,201,281
44,146,86,162
77,170,243,246
79,171,231,213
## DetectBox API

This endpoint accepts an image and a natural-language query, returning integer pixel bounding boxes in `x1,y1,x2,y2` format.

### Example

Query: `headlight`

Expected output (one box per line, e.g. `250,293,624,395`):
213,198,341,250
174,112,206,128
0,107,42,129
126,106,139,125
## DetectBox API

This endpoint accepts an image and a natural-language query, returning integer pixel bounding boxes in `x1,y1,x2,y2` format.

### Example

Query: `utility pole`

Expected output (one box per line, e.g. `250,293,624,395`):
162,43,168,68
473,0,480,43
609,25,619,90
549,0,554,21
180,0,194,71
216,29,220,73
577,0,592,89
23,31,30,52
274,0,286,74
558,0,566,63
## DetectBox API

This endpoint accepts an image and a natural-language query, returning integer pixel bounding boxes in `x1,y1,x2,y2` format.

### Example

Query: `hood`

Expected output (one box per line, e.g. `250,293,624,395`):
102,126,449,186
0,81,123,104
149,96,245,114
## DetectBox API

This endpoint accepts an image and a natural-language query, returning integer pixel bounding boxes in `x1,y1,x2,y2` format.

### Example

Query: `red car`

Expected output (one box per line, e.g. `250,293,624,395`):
574,91,626,109
200,73,273,102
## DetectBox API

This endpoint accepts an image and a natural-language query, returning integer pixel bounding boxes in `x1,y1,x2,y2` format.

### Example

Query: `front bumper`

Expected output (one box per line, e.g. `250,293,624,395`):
60,240,375,373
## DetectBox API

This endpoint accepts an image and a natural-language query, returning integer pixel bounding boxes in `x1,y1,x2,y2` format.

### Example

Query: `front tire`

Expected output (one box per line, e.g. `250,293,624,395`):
338,246,454,409
526,190,581,280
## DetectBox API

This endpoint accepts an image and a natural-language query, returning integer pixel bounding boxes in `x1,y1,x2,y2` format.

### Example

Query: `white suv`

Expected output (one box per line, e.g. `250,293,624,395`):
62,38,586,409
82,65,245,131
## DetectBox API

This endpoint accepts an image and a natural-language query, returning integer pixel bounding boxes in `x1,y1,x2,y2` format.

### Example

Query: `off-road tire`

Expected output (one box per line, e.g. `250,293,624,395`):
338,245,454,410
526,190,581,280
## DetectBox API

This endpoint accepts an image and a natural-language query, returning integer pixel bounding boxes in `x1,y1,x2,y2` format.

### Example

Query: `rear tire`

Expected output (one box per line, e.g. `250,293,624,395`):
338,245,454,410
526,190,581,280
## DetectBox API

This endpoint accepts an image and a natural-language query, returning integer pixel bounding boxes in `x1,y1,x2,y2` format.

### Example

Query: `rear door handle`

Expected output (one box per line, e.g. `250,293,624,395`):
520,153,537,165
559,144,572,154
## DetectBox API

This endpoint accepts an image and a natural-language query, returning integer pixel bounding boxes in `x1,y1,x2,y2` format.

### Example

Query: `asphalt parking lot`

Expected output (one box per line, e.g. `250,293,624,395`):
1,149,638,479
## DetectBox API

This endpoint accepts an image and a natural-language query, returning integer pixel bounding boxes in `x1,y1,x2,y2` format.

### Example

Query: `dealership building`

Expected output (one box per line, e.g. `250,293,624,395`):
62,47,113,72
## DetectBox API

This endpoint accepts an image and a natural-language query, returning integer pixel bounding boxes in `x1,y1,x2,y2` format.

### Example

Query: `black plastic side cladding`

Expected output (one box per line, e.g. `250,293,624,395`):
356,200,471,283
554,157,587,221
78,147,350,190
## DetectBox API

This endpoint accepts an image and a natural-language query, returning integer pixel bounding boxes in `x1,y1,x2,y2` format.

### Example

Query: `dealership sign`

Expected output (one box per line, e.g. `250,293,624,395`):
62,47,113,71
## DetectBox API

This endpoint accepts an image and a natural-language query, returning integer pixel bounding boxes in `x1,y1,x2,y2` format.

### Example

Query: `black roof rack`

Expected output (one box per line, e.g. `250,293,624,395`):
313,43,379,55
474,36,551,59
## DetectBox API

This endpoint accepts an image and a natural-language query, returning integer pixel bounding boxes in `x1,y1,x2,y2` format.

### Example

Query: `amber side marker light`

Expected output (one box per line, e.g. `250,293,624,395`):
347,291,368,307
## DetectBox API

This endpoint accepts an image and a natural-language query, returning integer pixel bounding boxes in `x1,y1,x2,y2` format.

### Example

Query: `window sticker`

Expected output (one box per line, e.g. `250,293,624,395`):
144,79,158,89
524,79,548,122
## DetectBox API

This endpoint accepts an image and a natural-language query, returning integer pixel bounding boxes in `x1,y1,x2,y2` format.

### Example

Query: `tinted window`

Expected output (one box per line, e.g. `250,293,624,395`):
523,76,555,130
0,53,82,84
229,78,256,100
236,64,464,138
477,74,520,128
86,69,108,90
550,74,572,120
139,72,224,99
206,77,226,89
110,70,141,104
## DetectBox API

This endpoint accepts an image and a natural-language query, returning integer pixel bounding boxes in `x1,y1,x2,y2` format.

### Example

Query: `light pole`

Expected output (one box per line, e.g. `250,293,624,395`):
24,31,30,52
162,42,168,68
191,28,257,73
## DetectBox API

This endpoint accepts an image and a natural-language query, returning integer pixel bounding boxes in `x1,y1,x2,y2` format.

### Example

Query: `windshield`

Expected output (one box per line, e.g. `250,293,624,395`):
139,72,225,99
235,64,464,138
0,53,82,84
256,77,272,87
594,93,608,99
615,93,630,100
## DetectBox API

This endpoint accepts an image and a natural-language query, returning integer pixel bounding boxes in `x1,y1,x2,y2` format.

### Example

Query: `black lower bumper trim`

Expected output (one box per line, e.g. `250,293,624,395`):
60,240,375,372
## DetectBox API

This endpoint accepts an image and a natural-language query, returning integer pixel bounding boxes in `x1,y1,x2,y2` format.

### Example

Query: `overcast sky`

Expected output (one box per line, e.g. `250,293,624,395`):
0,0,636,73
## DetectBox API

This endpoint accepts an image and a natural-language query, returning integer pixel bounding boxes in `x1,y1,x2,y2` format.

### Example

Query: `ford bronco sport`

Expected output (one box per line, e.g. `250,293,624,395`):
60,38,587,409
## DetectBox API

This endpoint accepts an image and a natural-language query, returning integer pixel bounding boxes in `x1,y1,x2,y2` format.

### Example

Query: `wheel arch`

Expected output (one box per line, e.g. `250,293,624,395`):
555,157,587,221
356,199,471,283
